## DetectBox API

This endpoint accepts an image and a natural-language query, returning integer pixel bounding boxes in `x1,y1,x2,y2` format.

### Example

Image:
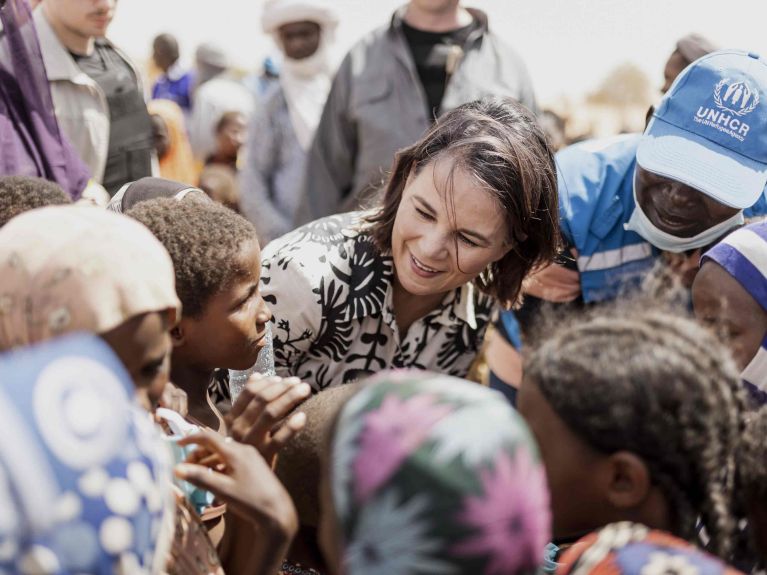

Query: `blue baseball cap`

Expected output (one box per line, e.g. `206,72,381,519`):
637,50,767,209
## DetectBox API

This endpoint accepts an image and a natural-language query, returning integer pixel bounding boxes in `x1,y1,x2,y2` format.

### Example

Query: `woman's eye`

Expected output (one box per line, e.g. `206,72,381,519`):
458,234,479,248
415,207,434,221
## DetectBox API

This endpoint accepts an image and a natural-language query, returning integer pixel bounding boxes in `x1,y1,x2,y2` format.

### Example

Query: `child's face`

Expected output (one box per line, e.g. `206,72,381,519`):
517,378,610,540
101,310,173,411
179,239,272,372
692,261,767,371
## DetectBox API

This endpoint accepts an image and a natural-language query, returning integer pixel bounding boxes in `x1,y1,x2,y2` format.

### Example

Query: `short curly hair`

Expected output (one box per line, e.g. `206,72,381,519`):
0,176,71,228
739,406,767,501
128,198,258,317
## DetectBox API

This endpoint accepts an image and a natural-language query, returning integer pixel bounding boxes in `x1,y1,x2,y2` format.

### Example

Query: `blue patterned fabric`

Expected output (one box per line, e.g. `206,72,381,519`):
0,334,173,574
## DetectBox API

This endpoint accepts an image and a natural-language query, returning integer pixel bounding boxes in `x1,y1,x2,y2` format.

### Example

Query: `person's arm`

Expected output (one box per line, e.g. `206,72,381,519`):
300,53,358,222
239,96,292,244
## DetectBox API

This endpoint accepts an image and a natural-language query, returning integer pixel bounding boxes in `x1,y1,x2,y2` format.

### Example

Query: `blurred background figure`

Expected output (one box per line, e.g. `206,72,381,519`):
198,163,240,212
148,99,198,185
36,0,155,196
538,109,567,152
151,33,194,112
302,0,538,220
243,55,281,98
188,43,255,162
240,0,338,244
662,33,718,93
206,110,247,172
0,0,92,200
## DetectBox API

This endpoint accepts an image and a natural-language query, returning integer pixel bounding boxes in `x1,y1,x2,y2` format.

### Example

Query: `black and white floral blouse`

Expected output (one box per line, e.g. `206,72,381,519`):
260,212,495,391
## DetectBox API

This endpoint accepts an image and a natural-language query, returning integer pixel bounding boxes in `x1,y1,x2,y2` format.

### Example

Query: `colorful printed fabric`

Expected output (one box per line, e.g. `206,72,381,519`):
330,370,551,575
0,333,175,574
0,205,180,352
558,522,743,575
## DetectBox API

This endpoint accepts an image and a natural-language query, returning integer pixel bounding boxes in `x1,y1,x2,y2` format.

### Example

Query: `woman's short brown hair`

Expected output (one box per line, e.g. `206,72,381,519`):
365,97,561,307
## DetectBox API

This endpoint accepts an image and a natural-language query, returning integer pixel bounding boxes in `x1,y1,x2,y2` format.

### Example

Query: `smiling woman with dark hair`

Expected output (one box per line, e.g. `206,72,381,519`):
261,97,560,391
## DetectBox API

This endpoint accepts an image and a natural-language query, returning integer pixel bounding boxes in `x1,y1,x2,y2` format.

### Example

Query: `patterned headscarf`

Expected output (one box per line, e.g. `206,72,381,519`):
330,370,551,575
0,333,175,573
702,221,767,399
558,522,743,575
0,205,181,351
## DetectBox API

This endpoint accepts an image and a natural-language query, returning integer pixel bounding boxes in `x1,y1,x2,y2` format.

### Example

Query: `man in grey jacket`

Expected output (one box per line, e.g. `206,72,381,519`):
300,0,537,220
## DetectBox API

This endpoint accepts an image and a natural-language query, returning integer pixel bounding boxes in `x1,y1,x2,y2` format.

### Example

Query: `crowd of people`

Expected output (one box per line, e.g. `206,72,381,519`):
2,0,767,574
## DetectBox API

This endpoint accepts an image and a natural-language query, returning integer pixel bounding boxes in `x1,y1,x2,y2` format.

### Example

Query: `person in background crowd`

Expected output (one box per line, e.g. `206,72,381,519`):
558,522,744,575
0,334,175,574
206,110,247,172
518,310,746,562
262,98,559,391
240,0,338,244
489,50,767,401
693,221,767,404
242,55,280,98
0,0,92,200
318,370,550,575
662,33,718,93
35,0,155,196
188,43,254,162
152,33,194,112
148,99,199,185
539,109,567,152
0,175,71,228
302,0,538,220
198,163,240,212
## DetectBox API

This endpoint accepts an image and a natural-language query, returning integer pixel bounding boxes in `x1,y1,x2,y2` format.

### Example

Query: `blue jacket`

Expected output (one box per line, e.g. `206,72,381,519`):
496,134,767,349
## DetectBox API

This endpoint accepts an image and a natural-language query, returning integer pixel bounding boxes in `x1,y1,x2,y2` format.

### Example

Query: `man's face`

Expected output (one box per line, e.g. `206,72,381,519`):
635,165,740,238
277,21,321,61
409,0,461,14
46,0,116,39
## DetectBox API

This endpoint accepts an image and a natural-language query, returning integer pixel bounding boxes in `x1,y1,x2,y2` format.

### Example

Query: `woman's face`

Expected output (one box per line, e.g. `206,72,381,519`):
692,261,767,370
390,157,511,298
178,239,272,372
101,310,173,411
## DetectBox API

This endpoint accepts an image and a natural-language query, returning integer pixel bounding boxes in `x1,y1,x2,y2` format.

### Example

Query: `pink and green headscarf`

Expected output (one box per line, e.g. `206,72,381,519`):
330,370,551,575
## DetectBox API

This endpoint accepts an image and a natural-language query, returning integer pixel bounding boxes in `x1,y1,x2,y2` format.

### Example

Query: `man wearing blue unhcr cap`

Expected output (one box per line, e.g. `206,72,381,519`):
487,49,767,404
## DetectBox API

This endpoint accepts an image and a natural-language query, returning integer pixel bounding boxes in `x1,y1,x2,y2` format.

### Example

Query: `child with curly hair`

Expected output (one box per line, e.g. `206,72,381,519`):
518,310,747,562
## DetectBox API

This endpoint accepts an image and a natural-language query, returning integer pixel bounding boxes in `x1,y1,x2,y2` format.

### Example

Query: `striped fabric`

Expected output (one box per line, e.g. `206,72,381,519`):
703,221,767,399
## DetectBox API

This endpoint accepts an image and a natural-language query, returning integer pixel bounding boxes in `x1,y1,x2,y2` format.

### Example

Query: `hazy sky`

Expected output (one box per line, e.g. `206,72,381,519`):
109,0,767,105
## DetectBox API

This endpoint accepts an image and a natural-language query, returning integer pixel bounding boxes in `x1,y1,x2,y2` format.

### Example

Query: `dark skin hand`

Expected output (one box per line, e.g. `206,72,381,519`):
635,165,740,238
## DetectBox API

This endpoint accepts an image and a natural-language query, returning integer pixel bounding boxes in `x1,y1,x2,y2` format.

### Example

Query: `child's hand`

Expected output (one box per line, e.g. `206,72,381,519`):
226,374,310,464
158,381,188,417
175,429,298,539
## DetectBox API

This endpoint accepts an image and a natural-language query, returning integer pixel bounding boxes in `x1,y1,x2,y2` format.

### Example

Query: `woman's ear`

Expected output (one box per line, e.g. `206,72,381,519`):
603,451,652,510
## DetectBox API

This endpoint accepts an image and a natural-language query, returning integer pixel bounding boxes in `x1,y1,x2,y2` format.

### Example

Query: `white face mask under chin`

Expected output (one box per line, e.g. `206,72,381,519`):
741,338,767,393
624,171,744,253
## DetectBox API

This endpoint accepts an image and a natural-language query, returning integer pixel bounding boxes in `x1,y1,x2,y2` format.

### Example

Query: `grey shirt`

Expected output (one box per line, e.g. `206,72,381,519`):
300,7,537,222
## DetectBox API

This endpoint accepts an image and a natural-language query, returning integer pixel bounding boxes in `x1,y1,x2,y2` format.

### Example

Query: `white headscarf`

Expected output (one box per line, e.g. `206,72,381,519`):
261,0,339,150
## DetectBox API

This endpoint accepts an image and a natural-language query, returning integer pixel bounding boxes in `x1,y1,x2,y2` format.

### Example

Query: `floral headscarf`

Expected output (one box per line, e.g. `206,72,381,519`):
330,370,551,575
558,522,743,575
0,333,175,573
0,205,181,351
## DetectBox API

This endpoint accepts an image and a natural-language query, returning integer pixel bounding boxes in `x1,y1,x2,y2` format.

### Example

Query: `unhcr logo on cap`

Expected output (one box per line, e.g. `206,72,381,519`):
714,78,759,116
694,77,759,142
